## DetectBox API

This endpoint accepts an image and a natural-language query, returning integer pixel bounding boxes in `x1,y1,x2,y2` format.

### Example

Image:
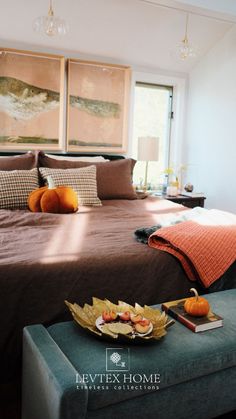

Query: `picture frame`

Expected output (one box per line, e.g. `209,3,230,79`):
67,59,131,153
0,47,65,151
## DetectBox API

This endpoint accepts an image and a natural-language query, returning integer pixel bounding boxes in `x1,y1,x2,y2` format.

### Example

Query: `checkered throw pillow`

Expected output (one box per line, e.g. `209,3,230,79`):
39,165,102,207
0,168,39,210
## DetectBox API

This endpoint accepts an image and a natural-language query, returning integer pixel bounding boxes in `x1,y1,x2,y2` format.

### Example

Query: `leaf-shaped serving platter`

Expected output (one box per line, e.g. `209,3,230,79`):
65,298,174,343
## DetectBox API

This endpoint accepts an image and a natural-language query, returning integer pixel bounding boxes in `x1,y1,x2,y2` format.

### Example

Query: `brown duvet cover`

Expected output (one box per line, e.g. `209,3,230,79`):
0,197,233,384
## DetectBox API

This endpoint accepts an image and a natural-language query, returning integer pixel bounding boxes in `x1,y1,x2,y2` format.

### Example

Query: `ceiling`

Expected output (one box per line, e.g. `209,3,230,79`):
173,0,236,16
0,0,235,74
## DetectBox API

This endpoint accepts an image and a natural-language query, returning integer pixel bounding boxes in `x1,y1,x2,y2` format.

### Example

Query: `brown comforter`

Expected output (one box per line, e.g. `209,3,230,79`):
0,197,231,384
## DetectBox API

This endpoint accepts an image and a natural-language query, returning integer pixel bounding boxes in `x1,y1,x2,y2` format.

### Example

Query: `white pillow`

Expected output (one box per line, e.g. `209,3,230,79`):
39,166,102,207
45,154,109,162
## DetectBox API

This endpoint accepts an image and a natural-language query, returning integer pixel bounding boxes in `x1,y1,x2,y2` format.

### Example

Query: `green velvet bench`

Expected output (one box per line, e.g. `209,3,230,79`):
22,290,236,419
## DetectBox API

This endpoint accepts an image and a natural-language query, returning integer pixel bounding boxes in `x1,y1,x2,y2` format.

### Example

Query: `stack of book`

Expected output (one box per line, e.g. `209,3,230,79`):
162,298,223,333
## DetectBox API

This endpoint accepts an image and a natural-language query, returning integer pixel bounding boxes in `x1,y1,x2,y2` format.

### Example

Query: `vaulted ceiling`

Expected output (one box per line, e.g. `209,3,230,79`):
0,0,235,73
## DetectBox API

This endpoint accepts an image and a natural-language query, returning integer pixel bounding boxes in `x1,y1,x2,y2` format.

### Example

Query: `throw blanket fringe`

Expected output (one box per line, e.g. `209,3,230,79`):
134,224,162,244
148,209,236,288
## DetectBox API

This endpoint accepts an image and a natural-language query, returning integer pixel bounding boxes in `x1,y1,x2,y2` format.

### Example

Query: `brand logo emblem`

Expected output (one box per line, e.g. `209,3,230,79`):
106,348,130,371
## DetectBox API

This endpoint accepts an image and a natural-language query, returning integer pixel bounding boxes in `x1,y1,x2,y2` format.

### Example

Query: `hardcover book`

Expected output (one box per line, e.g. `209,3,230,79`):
161,298,223,333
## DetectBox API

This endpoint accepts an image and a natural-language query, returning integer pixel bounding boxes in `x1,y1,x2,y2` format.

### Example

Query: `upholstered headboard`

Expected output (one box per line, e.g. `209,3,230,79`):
0,151,124,160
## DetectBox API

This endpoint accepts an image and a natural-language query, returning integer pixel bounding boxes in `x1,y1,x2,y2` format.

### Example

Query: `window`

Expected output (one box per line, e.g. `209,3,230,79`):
132,82,173,190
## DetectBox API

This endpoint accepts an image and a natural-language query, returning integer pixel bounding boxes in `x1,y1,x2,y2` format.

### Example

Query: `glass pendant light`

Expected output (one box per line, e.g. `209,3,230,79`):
33,0,68,37
177,13,197,60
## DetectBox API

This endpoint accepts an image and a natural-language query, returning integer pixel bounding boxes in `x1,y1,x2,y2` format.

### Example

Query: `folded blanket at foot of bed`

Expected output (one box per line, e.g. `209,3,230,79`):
148,210,236,287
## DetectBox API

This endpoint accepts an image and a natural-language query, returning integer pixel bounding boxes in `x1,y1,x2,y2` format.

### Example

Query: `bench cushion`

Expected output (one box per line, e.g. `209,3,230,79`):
41,289,236,410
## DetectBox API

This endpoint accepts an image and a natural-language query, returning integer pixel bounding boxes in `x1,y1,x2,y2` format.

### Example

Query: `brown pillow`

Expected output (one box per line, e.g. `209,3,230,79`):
0,151,37,170
38,153,137,200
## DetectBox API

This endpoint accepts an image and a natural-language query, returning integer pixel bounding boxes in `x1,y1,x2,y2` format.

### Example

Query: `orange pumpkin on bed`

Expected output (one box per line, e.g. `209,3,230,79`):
28,176,78,214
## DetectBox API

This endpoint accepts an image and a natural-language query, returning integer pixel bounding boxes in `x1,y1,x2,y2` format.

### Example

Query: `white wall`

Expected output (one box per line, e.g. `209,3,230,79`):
184,25,236,212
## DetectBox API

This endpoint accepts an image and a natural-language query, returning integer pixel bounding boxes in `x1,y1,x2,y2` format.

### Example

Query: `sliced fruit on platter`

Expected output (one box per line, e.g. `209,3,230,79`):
134,322,151,334
119,311,131,321
130,314,143,323
65,298,174,342
102,310,117,322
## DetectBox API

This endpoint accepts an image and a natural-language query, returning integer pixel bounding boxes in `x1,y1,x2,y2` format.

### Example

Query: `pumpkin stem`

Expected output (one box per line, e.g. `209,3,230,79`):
190,288,199,301
47,176,55,190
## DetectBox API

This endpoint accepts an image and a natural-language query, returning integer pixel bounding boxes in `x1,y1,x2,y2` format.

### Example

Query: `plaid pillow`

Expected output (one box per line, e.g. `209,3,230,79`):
39,165,102,207
0,168,39,210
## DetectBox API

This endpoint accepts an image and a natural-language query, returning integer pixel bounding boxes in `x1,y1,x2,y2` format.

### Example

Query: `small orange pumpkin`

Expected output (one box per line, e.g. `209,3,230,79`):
28,176,78,214
184,288,210,317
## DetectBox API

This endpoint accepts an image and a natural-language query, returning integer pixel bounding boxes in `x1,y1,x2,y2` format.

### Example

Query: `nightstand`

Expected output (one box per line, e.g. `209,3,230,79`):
164,195,206,208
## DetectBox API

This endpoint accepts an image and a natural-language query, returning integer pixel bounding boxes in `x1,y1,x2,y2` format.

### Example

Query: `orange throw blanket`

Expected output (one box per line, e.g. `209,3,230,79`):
148,220,236,287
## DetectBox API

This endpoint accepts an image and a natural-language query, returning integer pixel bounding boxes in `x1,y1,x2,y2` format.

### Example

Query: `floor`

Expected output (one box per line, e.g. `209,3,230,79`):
217,413,236,419
1,401,235,419
0,403,21,419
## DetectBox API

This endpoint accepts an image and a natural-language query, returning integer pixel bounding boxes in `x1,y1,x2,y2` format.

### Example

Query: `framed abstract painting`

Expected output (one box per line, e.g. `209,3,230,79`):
67,59,131,153
0,48,65,150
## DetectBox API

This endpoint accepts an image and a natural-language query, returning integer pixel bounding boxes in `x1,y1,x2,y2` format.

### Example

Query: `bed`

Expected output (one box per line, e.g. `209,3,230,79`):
0,151,235,394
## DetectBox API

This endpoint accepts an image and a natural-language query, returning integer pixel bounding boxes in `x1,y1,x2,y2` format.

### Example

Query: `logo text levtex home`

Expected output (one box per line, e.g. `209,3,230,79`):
76,348,161,392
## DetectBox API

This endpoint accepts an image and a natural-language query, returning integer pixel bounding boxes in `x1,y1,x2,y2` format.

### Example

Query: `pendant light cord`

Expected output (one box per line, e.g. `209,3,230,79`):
185,14,188,40
184,13,189,42
48,0,54,16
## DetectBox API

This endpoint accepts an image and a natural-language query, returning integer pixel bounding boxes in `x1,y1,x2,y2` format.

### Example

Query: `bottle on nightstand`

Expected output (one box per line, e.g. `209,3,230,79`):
162,174,169,195
166,177,179,197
